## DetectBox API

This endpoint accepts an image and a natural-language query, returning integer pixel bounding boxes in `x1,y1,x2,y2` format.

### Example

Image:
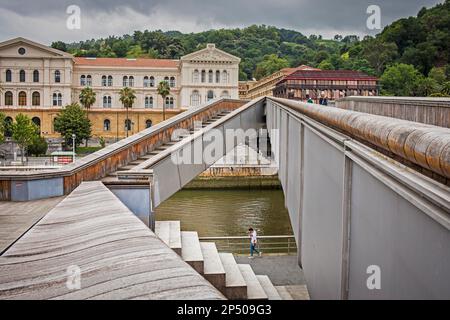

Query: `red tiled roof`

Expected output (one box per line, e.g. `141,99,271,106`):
282,69,378,81
74,57,179,68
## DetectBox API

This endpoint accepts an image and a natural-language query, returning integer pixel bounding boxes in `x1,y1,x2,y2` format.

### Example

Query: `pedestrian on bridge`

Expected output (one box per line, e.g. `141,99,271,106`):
248,228,262,259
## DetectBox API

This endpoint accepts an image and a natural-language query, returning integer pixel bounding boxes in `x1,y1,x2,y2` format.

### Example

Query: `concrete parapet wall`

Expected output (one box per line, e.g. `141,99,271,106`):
272,97,450,183
336,96,450,128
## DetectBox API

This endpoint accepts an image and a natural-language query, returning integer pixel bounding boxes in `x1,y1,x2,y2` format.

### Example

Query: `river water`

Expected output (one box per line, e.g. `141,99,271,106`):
155,189,293,237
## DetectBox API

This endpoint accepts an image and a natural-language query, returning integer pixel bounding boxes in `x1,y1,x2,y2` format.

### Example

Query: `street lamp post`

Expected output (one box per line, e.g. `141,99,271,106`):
72,134,76,163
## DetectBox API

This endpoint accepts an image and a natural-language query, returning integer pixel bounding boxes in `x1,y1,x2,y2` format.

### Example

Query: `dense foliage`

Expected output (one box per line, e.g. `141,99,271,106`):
52,0,450,96
54,103,92,148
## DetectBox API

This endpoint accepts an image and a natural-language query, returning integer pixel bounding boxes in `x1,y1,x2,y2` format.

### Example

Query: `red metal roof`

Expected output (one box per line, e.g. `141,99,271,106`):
74,57,179,68
281,69,379,82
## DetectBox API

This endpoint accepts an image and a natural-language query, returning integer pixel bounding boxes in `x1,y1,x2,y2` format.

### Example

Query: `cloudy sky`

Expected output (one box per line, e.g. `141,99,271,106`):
0,0,444,44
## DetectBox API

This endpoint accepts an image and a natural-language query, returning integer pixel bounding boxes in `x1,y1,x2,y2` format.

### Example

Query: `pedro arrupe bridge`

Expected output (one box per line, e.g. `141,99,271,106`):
0,97,449,300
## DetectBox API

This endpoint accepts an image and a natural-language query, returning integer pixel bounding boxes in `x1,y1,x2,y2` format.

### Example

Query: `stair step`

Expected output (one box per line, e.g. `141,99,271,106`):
155,221,182,255
169,221,182,255
181,231,204,274
256,275,282,300
118,165,135,170
237,264,268,300
200,242,226,291
274,286,294,300
219,253,247,300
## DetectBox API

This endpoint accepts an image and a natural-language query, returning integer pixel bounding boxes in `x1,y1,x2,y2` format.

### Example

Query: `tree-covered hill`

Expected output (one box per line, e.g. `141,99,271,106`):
52,0,450,95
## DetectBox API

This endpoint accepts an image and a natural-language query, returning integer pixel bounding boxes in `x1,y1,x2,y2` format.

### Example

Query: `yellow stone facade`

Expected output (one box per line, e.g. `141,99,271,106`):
0,107,182,140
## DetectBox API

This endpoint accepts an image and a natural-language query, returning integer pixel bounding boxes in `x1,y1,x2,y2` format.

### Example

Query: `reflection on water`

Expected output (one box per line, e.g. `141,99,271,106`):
155,189,293,237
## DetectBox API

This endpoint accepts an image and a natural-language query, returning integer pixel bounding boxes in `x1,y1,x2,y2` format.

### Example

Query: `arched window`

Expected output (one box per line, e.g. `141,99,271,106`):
108,75,113,86
221,91,230,98
145,119,153,128
18,91,27,106
201,70,206,83
33,70,39,83
54,70,61,83
32,117,41,129
86,75,92,86
207,90,214,101
193,70,199,83
19,70,25,82
222,70,228,83
144,76,149,87
4,91,13,106
53,93,62,106
216,70,220,83
102,76,107,86
103,96,112,108
124,119,132,131
170,77,176,87
208,70,213,83
129,76,134,87
149,76,155,87
104,119,111,131
80,75,86,86
5,69,12,82
123,76,128,87
32,91,40,106
145,96,153,108
191,90,200,106
165,97,174,109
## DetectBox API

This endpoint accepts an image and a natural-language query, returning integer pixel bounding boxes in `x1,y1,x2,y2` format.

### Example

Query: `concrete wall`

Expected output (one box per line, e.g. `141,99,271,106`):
266,98,450,300
10,177,64,201
336,96,450,128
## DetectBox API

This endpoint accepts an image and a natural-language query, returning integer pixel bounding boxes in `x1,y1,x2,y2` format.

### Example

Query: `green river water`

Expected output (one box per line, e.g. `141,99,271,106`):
155,189,293,237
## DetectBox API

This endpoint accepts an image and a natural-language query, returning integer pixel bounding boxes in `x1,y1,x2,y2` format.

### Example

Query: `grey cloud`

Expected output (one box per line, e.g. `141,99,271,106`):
0,0,444,43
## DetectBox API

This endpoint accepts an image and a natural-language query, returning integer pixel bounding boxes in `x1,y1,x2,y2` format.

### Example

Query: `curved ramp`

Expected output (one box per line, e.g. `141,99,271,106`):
0,182,224,300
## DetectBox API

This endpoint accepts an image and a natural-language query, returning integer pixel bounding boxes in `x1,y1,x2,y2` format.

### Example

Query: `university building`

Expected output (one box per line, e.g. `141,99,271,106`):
0,38,240,140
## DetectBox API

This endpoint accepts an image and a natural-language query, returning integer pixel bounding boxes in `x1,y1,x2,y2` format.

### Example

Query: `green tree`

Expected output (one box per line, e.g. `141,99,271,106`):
27,135,48,156
253,54,290,80
317,60,335,70
428,67,447,85
362,40,398,75
12,114,39,163
79,87,96,146
0,112,5,144
157,81,171,121
119,87,136,137
441,81,450,95
54,103,92,149
380,63,423,96
416,77,440,96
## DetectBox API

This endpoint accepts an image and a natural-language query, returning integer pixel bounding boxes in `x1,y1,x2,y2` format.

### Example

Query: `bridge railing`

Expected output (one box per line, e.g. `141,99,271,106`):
199,235,297,255
0,98,246,201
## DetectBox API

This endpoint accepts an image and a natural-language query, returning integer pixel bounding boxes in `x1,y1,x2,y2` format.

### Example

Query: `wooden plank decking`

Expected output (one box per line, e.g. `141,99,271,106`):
0,181,224,300
0,196,65,255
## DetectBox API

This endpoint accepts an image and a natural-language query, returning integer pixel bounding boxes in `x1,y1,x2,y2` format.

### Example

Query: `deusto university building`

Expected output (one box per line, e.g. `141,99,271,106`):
0,38,240,140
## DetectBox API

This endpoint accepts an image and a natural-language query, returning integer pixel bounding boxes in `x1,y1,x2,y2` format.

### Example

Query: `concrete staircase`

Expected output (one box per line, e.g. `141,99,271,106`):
155,220,283,300
102,111,232,185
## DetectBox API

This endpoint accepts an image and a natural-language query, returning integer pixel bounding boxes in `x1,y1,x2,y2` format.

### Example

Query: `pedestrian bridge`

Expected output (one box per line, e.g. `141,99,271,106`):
0,97,449,299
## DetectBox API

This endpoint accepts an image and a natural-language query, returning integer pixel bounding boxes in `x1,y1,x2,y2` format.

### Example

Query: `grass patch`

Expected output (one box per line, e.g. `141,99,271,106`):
76,146,103,155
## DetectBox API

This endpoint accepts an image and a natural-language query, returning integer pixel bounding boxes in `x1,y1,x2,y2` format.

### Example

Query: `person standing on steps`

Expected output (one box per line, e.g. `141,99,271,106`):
248,228,262,259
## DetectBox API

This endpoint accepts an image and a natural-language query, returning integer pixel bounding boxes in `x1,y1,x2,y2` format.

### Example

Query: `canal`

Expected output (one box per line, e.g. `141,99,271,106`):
155,189,293,237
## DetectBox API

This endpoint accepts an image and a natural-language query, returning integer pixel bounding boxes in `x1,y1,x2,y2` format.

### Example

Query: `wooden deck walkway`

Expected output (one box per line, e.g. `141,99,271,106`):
0,196,65,255
0,181,224,300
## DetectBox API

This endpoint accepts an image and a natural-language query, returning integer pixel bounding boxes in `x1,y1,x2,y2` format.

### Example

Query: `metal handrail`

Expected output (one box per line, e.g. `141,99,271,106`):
199,235,297,255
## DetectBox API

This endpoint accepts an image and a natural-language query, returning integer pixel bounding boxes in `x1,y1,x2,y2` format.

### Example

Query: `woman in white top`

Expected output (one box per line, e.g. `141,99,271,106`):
248,228,262,258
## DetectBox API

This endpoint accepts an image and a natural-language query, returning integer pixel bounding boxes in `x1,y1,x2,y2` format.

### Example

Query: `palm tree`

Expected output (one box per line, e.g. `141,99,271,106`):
79,87,96,146
157,81,171,121
442,81,450,96
119,87,136,137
